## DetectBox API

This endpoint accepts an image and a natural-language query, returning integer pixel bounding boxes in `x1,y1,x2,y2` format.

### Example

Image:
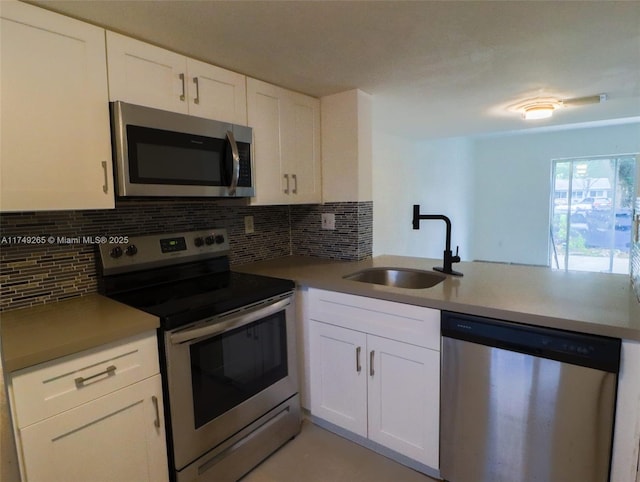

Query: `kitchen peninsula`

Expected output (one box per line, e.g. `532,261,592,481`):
236,254,640,482
234,255,640,340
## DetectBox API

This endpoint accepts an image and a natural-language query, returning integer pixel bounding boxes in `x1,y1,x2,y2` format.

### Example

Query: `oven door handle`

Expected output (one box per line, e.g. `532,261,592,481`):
169,296,291,345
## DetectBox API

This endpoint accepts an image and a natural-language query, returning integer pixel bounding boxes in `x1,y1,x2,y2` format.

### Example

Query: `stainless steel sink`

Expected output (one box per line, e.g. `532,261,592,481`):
343,267,446,289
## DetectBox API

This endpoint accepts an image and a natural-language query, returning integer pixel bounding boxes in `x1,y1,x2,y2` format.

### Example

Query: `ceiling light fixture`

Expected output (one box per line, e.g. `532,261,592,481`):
522,103,556,120
515,93,607,121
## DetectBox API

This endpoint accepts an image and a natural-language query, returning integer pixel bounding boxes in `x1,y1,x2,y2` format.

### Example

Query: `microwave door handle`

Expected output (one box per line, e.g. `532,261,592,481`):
169,296,291,345
226,130,240,196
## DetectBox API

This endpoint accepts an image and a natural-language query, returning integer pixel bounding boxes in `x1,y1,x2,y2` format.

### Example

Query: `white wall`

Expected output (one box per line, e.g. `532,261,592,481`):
372,111,640,265
372,130,474,260
473,123,640,265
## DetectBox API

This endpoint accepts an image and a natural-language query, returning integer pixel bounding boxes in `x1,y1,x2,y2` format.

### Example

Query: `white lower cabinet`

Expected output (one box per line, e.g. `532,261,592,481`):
308,289,440,471
367,335,440,465
19,375,166,482
310,322,368,436
9,331,168,482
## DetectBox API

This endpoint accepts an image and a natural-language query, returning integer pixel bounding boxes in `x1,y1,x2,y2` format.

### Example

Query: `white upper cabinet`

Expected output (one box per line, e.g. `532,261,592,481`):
187,58,247,125
106,32,247,125
106,31,188,115
320,89,372,203
0,1,114,211
246,79,286,205
288,91,322,204
247,78,321,205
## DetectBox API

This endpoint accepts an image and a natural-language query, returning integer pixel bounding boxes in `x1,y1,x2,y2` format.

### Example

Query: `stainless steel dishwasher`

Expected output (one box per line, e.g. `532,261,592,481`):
441,311,621,482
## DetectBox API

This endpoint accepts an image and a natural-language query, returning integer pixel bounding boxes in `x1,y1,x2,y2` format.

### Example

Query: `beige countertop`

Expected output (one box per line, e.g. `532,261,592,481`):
234,255,640,342
0,294,160,372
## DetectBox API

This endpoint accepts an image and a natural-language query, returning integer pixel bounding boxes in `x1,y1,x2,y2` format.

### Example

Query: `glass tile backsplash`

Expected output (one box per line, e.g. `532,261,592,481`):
0,200,373,312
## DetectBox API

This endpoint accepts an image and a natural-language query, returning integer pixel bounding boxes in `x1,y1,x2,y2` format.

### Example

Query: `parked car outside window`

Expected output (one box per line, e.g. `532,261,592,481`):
592,198,612,210
573,197,612,213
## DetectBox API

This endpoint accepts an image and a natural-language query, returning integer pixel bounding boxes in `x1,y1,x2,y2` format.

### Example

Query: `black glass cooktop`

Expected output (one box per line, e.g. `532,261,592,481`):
102,263,294,330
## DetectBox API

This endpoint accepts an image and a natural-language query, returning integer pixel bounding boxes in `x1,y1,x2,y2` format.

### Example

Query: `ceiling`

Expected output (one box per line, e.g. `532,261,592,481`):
28,0,640,140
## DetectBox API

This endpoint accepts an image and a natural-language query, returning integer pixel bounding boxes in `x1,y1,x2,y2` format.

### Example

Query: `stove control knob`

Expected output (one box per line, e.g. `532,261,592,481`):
215,234,225,244
194,237,204,247
205,235,215,245
125,244,138,256
110,246,123,258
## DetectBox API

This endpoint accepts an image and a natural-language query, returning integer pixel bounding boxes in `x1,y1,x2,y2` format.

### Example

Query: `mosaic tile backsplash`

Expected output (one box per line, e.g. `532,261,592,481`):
0,200,372,311
291,201,373,260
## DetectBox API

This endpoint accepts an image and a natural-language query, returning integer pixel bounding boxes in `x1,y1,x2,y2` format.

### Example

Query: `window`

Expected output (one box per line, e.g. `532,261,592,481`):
550,155,637,274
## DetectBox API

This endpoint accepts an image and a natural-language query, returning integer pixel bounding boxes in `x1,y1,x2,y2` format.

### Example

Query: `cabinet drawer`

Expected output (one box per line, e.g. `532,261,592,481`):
19,374,167,482
11,331,159,428
308,289,440,351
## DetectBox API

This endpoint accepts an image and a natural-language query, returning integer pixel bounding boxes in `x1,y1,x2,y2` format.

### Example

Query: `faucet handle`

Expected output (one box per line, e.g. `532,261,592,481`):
452,246,461,263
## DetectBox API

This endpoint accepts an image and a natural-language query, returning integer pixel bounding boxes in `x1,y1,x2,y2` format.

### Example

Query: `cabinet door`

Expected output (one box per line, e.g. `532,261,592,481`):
309,321,367,437
247,78,287,205
187,58,247,125
284,92,322,204
106,31,188,114
20,374,168,482
247,78,322,206
0,1,113,211
367,335,440,468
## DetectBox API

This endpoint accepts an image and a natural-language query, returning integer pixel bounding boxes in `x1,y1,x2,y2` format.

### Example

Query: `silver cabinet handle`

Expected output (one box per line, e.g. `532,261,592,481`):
292,174,298,194
179,73,186,101
226,130,240,196
634,213,640,243
75,365,116,387
356,346,362,373
152,395,161,428
101,161,109,194
284,174,290,194
193,77,200,104
369,350,375,377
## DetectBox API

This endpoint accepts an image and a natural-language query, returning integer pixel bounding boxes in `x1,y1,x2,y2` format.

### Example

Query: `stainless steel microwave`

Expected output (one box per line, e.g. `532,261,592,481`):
110,101,254,198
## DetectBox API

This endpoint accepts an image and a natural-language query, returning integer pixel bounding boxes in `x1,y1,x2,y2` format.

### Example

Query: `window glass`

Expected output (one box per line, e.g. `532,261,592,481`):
550,155,637,274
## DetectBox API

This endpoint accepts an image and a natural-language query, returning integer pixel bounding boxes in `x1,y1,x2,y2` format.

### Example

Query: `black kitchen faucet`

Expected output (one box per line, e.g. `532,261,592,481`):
412,204,463,276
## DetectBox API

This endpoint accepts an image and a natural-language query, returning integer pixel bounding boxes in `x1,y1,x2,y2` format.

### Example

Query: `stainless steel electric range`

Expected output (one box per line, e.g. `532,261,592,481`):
97,228,301,482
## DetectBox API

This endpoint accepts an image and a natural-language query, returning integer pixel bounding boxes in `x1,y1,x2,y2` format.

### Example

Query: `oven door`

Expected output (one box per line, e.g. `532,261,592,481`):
164,293,298,471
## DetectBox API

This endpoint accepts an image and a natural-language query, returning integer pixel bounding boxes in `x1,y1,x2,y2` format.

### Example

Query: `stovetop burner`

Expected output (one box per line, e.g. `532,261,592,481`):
97,229,294,330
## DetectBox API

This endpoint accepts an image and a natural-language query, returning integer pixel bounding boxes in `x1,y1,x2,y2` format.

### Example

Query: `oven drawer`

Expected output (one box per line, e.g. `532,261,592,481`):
10,331,159,428
176,395,301,482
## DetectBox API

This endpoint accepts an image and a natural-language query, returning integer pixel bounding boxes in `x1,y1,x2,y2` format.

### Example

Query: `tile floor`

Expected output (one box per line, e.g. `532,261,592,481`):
240,420,439,482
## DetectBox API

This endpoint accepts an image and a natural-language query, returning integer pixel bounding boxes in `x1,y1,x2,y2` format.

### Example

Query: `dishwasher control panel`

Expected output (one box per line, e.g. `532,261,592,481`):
441,311,621,373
